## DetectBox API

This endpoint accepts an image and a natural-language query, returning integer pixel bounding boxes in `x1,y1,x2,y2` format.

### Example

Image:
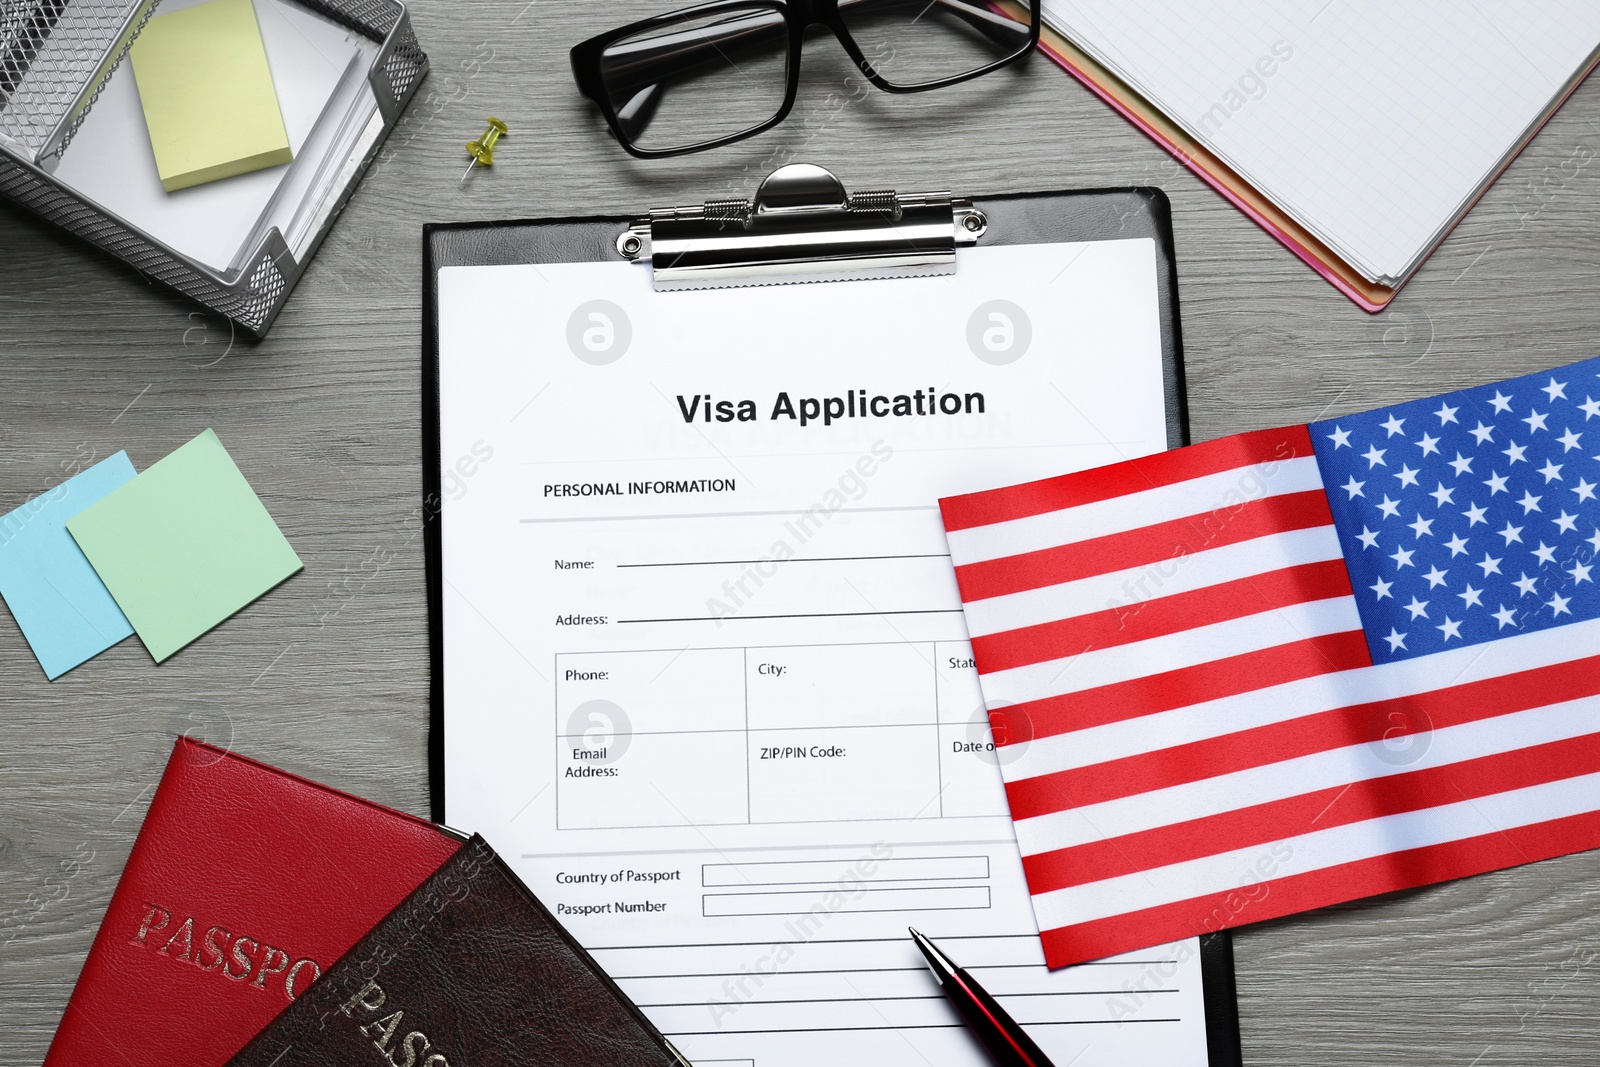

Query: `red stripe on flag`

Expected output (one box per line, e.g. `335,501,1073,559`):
1035,807,1600,969
954,489,1334,603
971,560,1353,673
1003,654,1600,820
1020,730,1600,894
939,425,1313,533
987,632,1372,746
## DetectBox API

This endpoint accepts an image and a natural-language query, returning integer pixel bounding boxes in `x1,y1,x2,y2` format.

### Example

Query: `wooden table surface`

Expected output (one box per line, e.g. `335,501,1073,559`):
3,4,1599,1064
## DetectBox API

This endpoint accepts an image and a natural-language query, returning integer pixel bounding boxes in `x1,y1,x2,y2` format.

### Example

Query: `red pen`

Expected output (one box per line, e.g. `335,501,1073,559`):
910,928,1057,1067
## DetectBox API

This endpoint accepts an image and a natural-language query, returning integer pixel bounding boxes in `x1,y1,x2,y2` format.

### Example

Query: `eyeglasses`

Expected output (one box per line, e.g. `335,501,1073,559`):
571,1,1039,157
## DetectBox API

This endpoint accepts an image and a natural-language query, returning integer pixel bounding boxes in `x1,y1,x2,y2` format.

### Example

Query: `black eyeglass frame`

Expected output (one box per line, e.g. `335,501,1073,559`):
570,0,1039,158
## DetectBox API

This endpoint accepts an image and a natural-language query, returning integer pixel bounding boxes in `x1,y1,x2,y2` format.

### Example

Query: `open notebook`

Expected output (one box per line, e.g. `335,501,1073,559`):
1036,0,1600,307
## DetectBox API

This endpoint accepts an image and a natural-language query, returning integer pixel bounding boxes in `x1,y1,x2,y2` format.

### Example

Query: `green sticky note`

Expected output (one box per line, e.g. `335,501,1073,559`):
66,430,302,662
130,0,293,192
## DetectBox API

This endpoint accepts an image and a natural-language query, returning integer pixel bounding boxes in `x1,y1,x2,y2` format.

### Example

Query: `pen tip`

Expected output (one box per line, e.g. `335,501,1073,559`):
908,928,957,980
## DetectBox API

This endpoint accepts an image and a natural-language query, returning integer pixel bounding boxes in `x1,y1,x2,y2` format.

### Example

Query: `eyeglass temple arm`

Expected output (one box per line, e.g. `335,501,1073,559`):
599,0,1028,100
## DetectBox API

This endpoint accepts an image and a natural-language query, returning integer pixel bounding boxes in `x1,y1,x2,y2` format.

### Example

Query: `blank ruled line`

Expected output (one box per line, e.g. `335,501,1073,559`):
522,506,938,524
663,1020,1182,1036
590,934,1032,950
618,553,951,569
642,997,957,1009
618,609,965,624
635,990,1180,1008
584,935,1170,959
607,962,1162,980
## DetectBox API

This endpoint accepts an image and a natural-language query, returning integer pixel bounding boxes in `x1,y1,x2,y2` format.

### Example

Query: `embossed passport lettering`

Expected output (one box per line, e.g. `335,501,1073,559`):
225,836,687,1067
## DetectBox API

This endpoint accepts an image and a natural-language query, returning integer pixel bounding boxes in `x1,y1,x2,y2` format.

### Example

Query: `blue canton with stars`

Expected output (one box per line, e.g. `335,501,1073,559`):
1310,358,1600,664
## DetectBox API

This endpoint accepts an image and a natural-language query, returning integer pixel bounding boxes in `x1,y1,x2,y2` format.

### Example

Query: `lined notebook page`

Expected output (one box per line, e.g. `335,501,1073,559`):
1044,0,1600,283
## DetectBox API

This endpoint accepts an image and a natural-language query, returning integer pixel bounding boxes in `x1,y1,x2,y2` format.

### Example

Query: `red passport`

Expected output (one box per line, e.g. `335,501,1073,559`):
45,737,461,1067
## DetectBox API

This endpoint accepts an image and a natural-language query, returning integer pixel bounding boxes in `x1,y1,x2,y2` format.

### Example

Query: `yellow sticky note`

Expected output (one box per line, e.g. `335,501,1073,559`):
130,0,292,192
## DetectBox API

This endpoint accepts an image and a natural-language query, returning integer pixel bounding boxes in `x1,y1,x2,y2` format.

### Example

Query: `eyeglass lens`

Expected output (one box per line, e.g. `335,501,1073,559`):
596,1,1034,152
836,0,1034,89
599,3,792,153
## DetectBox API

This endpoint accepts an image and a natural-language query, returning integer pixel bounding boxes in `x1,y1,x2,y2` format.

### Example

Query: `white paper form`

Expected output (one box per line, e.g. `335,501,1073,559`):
439,240,1213,1067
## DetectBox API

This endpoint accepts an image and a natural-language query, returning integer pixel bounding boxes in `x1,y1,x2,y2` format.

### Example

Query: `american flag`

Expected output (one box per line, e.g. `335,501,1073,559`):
939,358,1600,969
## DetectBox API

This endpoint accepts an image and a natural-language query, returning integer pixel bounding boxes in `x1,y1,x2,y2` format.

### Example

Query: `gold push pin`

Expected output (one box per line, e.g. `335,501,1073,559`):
461,117,508,182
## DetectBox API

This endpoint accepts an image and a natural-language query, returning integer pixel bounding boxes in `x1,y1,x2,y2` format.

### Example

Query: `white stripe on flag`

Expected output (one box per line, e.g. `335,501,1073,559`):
994,616,1600,782
1027,770,1600,929
961,525,1344,638
1011,694,1600,857
945,457,1325,566
977,597,1362,706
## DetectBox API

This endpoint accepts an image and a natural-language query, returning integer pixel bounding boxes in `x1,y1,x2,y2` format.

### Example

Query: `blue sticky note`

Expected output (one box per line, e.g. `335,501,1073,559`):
0,453,138,678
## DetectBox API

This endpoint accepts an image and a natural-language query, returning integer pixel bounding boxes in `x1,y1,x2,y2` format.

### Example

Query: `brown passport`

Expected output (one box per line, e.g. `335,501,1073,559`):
223,835,687,1067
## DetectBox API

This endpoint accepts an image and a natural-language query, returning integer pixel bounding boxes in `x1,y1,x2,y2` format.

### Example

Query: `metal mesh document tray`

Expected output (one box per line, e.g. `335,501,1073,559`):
0,0,426,337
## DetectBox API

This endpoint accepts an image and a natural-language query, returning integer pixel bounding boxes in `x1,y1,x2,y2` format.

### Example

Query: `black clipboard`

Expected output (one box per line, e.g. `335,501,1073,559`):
421,172,1239,1067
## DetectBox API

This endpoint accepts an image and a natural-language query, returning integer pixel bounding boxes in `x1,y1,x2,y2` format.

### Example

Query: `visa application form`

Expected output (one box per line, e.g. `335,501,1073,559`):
438,238,1214,1067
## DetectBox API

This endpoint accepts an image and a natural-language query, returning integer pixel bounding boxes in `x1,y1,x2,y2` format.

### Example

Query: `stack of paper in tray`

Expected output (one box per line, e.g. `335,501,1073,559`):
50,0,378,272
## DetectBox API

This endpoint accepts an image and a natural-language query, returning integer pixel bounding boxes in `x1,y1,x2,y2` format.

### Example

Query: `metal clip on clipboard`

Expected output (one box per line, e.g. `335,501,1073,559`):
616,163,987,291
